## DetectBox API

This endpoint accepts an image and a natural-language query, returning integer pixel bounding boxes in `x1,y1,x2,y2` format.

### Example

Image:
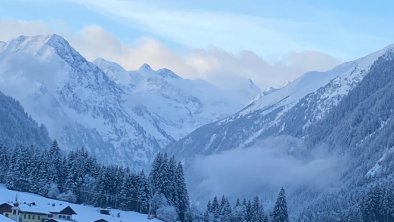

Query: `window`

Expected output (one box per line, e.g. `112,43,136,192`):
67,215,71,219
5,213,8,217
12,210,16,215
32,215,35,219
24,215,26,219
38,216,40,220
28,215,30,219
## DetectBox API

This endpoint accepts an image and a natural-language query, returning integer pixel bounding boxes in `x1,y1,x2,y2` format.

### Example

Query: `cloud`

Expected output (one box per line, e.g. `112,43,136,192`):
75,0,306,56
66,25,340,89
187,136,344,205
0,19,52,41
0,19,340,90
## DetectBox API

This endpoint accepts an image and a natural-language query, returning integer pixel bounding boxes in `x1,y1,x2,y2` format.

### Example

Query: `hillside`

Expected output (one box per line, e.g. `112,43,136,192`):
0,90,50,148
0,184,161,222
168,45,394,160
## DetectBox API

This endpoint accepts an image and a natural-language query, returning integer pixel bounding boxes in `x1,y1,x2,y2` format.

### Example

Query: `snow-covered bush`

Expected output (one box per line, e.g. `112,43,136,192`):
57,190,77,203
47,183,60,199
150,193,169,214
156,206,179,222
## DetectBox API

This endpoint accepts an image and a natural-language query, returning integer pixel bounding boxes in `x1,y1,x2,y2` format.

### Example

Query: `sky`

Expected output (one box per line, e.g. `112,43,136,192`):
1,0,393,89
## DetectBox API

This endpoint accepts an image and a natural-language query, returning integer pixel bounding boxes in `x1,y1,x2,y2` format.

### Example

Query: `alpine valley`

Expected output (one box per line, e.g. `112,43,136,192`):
1,34,394,221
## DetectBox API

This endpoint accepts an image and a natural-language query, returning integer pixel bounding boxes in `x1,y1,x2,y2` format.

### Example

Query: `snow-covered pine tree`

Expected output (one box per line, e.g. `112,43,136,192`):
0,144,9,183
211,196,220,222
119,174,133,210
175,162,190,221
232,198,247,222
219,195,232,222
360,186,383,222
272,188,289,222
137,170,151,213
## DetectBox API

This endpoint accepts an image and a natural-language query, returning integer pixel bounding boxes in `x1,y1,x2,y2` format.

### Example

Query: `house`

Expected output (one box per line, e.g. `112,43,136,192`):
0,203,12,218
48,206,76,221
93,219,109,222
8,201,51,222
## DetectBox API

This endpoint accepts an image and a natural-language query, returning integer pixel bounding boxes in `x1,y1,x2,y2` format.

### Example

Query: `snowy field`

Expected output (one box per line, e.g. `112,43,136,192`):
0,184,162,222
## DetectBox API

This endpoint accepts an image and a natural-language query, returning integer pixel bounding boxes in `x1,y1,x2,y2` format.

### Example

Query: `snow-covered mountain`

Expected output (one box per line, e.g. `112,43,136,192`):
94,58,260,141
299,45,394,221
0,34,260,169
168,44,394,158
167,44,394,220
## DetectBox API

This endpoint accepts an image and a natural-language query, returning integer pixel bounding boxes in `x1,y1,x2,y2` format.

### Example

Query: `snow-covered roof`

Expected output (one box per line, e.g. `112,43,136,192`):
18,203,51,215
44,203,76,214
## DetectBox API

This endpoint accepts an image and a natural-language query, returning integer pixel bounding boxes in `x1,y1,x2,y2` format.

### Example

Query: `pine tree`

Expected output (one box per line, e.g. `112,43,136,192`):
273,188,289,222
136,171,150,213
175,162,190,222
211,196,220,222
232,198,247,222
361,186,383,222
219,195,232,222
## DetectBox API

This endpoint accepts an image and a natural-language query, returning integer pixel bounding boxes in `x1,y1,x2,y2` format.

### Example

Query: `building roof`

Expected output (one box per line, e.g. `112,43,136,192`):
49,206,77,215
18,203,51,215
0,203,12,213
94,219,109,222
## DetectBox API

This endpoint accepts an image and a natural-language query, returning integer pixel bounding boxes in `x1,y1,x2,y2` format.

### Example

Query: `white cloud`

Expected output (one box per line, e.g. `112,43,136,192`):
0,19,340,90
0,19,52,41
66,25,340,89
188,136,345,205
74,0,308,56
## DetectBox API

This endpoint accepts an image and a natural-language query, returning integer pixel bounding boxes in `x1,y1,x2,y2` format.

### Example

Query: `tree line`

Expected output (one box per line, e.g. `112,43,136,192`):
0,141,190,222
195,188,289,222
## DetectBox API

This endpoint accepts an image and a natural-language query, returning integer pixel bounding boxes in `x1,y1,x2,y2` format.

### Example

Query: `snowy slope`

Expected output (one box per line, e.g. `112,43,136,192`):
94,58,261,141
169,44,394,158
297,46,394,221
0,35,161,168
0,185,162,222
0,215,13,222
0,90,51,149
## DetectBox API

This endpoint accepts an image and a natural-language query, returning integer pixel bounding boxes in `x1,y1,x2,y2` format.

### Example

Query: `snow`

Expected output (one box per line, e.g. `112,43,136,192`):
0,185,162,222
240,44,394,117
0,34,261,169
366,146,394,178
95,57,260,141
0,215,13,222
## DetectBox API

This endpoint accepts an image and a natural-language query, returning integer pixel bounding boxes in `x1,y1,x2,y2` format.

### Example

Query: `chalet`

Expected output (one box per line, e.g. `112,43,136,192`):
0,203,12,218
48,206,76,221
5,201,50,222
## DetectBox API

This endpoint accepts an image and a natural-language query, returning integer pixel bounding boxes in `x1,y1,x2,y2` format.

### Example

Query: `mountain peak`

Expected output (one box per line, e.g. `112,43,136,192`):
94,57,126,72
157,68,181,79
46,33,69,45
3,34,73,56
139,63,153,72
